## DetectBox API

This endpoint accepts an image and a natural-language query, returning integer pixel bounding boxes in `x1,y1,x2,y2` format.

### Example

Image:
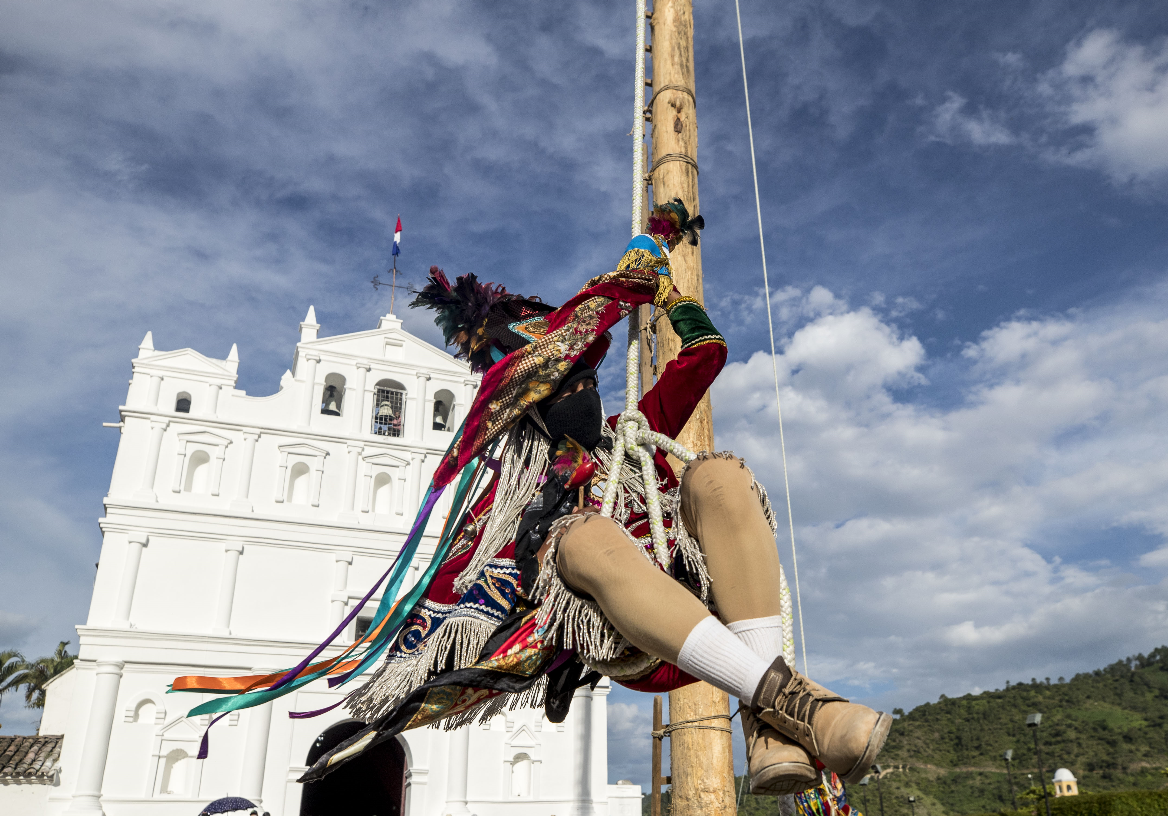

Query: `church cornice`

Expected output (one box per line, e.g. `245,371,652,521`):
117,408,453,456
98,502,442,558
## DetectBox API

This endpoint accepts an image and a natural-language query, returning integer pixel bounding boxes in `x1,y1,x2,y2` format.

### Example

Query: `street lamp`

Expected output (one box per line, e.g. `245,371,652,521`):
1027,713,1053,816
908,795,917,816
1004,749,1017,810
872,765,886,816
859,775,872,815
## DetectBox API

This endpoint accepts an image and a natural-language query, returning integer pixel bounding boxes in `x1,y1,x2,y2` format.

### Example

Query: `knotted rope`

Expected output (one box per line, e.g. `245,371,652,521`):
600,337,696,567
651,713,733,739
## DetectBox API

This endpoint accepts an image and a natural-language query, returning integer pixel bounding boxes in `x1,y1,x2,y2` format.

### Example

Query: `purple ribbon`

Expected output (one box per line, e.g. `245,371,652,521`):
268,485,445,693
289,694,352,719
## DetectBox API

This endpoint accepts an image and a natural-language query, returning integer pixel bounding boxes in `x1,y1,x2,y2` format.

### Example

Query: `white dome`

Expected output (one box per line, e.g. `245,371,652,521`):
1053,768,1076,782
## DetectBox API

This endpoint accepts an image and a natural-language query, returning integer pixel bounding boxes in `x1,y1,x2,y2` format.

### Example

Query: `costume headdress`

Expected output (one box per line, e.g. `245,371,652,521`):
410,266,556,373
648,197,705,247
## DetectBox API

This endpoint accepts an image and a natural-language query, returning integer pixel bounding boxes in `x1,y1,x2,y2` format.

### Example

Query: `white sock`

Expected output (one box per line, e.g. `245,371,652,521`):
728,615,785,663
676,616,771,703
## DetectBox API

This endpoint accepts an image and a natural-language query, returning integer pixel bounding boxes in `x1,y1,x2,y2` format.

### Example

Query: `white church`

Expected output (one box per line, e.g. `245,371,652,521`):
12,309,642,816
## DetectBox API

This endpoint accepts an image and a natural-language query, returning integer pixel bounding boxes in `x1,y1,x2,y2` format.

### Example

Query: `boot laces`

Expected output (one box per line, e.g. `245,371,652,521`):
777,672,821,728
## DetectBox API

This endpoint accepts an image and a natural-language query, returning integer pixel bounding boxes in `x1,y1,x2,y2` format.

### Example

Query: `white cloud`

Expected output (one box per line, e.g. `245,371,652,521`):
929,91,1016,146
606,699,653,784
712,283,1168,708
1043,30,1168,182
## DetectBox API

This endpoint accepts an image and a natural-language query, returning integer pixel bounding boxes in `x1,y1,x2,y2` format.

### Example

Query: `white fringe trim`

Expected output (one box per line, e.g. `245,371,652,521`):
436,675,550,730
453,423,547,595
347,616,497,723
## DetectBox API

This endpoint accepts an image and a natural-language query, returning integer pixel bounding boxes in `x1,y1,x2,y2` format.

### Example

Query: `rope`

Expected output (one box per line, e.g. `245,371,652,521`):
648,152,699,178
734,0,808,677
601,339,696,563
650,83,697,107
631,0,648,236
651,713,733,739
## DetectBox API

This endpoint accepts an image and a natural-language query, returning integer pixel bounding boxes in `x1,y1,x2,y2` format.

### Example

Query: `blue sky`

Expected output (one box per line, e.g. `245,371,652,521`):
3,0,1168,787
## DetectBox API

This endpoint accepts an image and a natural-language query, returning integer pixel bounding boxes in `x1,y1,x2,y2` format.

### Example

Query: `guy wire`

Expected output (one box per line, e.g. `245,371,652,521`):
734,0,808,677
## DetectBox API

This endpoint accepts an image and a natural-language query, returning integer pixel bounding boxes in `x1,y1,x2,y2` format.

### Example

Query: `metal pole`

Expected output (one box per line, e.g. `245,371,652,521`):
1033,729,1052,816
1005,751,1017,811
651,695,663,816
875,771,885,816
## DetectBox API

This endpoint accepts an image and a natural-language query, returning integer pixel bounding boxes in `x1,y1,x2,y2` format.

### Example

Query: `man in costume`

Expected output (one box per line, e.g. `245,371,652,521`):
174,200,889,797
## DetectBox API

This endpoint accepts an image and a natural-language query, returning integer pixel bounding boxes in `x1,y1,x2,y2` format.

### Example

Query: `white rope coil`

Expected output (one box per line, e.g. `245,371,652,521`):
631,0,647,236
600,339,695,567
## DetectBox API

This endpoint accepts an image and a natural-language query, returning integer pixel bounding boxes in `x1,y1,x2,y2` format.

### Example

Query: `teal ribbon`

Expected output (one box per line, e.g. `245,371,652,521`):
180,429,491,719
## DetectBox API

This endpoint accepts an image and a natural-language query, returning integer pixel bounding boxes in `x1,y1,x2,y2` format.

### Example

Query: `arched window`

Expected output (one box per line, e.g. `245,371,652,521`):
373,472,392,514
133,699,156,724
287,462,311,505
372,379,406,437
510,753,533,798
174,392,192,413
321,373,346,416
432,388,455,431
159,748,189,795
183,450,211,493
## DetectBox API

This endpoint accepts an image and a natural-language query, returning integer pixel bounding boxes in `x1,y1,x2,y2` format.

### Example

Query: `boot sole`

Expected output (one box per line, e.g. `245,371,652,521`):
750,762,820,796
841,711,892,785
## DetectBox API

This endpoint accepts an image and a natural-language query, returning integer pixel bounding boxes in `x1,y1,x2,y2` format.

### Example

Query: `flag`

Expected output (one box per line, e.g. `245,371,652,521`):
392,216,402,256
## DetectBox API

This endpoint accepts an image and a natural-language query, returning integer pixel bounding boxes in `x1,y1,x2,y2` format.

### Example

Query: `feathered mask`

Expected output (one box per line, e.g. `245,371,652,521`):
410,266,556,373
647,197,705,248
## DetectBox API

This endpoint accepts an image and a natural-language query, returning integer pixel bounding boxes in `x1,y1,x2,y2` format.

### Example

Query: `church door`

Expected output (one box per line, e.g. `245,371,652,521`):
300,719,407,816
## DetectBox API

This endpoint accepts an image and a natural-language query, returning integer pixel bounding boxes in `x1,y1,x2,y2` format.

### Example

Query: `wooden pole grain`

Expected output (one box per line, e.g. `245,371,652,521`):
647,2,736,815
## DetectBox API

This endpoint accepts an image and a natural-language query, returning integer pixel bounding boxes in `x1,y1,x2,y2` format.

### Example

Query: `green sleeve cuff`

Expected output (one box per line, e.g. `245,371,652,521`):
667,302,726,351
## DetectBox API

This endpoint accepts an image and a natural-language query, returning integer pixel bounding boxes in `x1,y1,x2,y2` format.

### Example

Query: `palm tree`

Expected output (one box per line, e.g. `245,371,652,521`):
1,649,28,728
20,641,76,709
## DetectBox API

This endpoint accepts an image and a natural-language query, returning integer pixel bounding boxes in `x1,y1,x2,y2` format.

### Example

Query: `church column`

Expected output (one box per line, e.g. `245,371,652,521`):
570,687,595,816
65,660,125,815
340,443,363,522
169,441,188,493
146,374,163,408
591,678,610,810
414,372,431,439
231,429,260,511
134,418,168,501
352,361,371,435
360,460,374,513
444,726,472,816
210,444,228,496
330,552,353,628
460,379,479,426
112,532,148,627
310,456,326,507
212,541,244,635
298,352,321,428
409,451,427,518
206,383,221,417
239,693,274,806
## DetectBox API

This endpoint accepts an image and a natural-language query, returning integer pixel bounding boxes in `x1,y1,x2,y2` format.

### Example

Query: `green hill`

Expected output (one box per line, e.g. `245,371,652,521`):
866,646,1168,815
644,647,1168,816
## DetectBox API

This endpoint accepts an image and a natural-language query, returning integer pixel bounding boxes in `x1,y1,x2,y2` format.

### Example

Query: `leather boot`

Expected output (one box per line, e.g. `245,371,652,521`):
750,656,891,784
741,706,819,795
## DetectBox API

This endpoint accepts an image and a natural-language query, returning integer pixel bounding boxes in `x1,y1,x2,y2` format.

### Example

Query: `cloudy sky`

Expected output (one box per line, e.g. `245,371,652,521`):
3,0,1168,787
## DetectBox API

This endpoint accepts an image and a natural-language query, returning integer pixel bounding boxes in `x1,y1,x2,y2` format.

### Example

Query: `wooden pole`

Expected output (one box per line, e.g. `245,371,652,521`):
647,2,736,815
651,694,663,816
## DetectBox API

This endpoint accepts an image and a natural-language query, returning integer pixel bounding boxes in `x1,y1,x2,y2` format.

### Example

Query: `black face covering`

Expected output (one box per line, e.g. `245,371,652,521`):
542,386,604,451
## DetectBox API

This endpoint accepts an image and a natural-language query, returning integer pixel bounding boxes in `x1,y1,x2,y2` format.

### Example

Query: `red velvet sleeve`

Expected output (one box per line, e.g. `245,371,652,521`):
605,303,727,487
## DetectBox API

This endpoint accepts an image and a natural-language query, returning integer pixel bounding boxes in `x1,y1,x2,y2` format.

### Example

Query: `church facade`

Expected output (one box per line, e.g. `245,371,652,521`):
34,309,641,816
